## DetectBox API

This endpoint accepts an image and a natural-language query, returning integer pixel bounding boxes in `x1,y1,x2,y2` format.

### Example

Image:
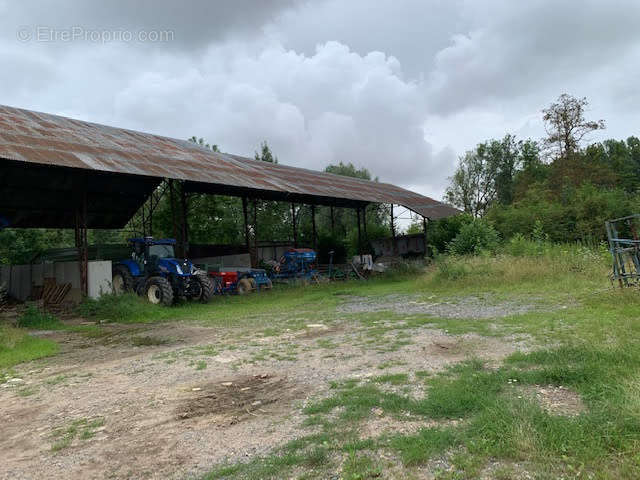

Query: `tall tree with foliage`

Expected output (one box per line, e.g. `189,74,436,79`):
542,94,605,159
255,141,278,164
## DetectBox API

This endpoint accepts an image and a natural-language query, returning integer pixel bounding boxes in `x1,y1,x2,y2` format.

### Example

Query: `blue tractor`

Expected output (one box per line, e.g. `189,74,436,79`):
112,237,214,306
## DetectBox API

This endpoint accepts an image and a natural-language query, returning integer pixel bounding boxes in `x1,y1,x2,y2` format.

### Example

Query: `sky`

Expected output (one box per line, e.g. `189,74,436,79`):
1,0,639,200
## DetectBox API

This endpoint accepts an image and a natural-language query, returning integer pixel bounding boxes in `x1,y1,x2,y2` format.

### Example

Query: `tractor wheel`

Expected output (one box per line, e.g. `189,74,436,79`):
192,273,215,303
236,278,253,295
144,276,174,306
112,265,134,294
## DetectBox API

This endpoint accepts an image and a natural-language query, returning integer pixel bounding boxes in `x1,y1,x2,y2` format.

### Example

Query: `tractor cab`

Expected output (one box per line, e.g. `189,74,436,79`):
128,237,181,274
112,237,214,305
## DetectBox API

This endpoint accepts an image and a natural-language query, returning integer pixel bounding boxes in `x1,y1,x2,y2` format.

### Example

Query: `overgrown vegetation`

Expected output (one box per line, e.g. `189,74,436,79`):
0,324,59,369
198,244,640,478
440,94,640,245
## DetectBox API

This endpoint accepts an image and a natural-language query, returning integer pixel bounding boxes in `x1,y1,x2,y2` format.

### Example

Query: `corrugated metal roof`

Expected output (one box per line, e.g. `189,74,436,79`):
0,105,460,220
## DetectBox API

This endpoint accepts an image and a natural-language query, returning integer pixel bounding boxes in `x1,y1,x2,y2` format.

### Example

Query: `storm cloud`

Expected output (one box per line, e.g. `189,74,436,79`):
1,0,638,199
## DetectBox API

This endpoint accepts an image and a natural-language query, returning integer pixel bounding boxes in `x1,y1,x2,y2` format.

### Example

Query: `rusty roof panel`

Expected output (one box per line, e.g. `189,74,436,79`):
0,105,460,219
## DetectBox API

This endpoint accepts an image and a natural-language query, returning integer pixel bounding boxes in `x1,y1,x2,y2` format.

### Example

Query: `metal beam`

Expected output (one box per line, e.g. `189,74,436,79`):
291,202,298,248
390,204,396,254
423,216,428,257
311,204,317,251
180,184,189,257
253,199,258,267
242,197,250,253
357,206,362,262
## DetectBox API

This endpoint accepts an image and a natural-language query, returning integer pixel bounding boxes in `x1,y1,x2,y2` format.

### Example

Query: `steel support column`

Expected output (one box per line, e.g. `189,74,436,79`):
311,204,317,251
362,204,368,245
180,184,189,257
291,202,298,248
252,199,258,267
169,179,177,242
390,204,396,254
75,186,88,297
330,206,335,234
356,206,362,262
242,197,250,253
423,216,429,257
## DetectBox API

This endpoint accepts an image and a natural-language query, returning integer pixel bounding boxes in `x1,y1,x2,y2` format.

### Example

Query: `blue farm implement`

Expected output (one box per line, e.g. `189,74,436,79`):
270,248,321,283
206,268,272,295
112,237,214,305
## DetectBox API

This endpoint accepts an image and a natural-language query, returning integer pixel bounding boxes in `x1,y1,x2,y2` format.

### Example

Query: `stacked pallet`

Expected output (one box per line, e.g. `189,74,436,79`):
0,282,7,307
42,278,72,311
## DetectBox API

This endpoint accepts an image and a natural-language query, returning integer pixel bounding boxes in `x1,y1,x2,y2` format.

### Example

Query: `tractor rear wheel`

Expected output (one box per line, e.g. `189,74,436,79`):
236,278,253,295
144,276,174,306
192,273,215,303
112,265,134,294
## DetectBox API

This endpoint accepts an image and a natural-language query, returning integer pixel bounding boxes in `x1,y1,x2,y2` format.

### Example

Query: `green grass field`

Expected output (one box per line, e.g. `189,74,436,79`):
4,246,640,478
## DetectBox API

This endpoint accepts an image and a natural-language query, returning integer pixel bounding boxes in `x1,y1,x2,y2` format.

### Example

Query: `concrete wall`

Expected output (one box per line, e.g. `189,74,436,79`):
0,260,112,301
257,244,293,262
371,234,426,257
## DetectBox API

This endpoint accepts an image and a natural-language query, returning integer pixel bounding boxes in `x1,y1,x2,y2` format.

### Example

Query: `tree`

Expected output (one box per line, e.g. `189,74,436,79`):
485,134,522,205
446,136,542,217
255,141,278,164
189,136,219,152
324,161,375,181
542,94,605,160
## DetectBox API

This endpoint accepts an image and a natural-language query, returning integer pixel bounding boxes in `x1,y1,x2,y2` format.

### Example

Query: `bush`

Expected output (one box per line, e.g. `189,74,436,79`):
76,293,160,323
16,305,61,329
316,234,348,264
435,256,470,281
447,219,500,255
427,213,474,254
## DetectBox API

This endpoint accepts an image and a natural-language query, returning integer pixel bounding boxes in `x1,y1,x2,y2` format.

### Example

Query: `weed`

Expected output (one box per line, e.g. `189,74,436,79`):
16,306,61,329
131,335,171,346
372,373,409,385
0,325,59,368
51,417,105,451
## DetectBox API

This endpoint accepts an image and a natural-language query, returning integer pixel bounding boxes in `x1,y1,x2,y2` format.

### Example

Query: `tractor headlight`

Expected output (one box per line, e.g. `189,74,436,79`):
175,264,183,274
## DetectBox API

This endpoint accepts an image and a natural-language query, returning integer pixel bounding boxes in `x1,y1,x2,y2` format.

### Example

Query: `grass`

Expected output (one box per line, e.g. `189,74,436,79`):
0,324,59,369
51,417,105,451
198,247,640,478
5,243,640,477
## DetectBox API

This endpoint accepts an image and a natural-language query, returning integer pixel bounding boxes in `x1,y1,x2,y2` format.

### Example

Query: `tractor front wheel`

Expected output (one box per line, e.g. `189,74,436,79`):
236,278,253,295
112,265,134,294
192,273,215,303
144,276,174,306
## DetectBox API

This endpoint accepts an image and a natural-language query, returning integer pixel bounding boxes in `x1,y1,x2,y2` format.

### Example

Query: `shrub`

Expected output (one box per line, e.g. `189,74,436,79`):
427,213,475,254
16,305,61,329
435,256,469,280
447,219,500,255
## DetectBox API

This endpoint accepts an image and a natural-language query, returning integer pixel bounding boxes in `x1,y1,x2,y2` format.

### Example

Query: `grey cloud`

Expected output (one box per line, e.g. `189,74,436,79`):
1,0,301,49
1,0,639,200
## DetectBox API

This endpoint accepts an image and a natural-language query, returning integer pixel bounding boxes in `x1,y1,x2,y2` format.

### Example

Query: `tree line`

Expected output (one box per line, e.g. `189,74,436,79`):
439,94,640,246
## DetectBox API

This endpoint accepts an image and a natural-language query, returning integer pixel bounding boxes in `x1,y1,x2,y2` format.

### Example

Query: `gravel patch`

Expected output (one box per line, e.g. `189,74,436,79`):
338,294,550,319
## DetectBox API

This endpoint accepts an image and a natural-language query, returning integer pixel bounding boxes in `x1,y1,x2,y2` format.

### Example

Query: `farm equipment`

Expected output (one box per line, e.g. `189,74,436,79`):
207,268,272,295
112,237,214,305
606,214,640,287
270,248,320,283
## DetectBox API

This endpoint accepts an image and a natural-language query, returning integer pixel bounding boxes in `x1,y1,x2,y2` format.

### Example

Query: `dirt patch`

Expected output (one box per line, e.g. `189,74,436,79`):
359,414,462,439
519,384,585,416
295,324,343,339
0,306,530,479
338,294,550,319
177,374,302,422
